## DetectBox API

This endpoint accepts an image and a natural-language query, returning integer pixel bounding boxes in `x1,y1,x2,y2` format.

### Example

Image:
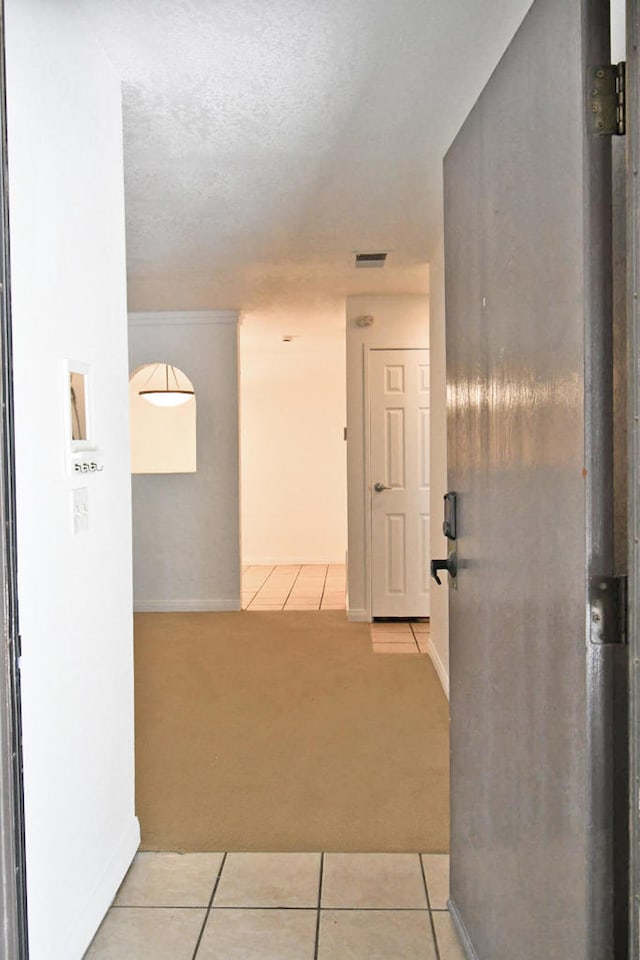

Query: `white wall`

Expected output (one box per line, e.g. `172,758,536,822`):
5,2,139,957
240,305,347,565
610,0,625,61
346,294,429,619
427,238,450,696
129,312,241,611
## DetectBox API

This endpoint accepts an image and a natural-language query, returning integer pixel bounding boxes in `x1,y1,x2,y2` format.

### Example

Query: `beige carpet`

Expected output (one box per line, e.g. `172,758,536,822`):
134,611,450,853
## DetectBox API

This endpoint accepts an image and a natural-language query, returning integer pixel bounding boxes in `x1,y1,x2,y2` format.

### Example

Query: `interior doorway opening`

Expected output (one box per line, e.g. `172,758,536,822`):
129,362,197,475
238,305,348,611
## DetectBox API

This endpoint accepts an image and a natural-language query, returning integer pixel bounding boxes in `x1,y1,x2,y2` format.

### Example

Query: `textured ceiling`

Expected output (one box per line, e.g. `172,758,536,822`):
80,0,534,313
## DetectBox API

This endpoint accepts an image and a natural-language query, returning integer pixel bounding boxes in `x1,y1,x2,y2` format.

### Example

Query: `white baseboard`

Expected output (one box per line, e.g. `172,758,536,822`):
447,898,480,959
427,638,450,700
65,816,140,960
134,599,241,612
347,609,370,622
242,557,345,566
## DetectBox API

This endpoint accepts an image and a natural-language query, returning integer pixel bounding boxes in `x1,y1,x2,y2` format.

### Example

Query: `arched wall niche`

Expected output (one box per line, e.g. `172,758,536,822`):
129,362,196,474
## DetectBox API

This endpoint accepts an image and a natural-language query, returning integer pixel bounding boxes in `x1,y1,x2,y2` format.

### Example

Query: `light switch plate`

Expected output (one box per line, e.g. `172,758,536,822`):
72,487,89,534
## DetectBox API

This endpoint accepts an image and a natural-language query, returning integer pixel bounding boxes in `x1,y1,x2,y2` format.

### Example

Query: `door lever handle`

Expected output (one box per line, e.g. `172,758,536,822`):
431,553,457,585
374,481,392,492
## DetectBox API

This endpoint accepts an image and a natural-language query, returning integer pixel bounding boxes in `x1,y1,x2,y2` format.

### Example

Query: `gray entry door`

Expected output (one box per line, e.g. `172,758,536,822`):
443,1,625,958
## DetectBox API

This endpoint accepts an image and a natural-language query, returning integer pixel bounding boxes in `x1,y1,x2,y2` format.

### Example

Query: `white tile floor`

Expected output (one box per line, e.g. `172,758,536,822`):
242,565,346,611
370,619,430,655
84,852,464,960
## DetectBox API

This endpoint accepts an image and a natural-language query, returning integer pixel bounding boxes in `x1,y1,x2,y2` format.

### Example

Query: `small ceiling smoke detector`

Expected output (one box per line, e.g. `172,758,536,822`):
282,335,294,342
354,251,387,269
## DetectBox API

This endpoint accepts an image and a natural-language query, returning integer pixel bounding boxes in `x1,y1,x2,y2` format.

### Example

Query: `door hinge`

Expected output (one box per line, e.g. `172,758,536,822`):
589,62,626,136
589,575,627,645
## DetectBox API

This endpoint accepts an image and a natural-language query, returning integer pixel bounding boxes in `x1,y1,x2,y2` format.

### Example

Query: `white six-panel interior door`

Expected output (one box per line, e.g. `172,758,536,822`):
369,348,430,618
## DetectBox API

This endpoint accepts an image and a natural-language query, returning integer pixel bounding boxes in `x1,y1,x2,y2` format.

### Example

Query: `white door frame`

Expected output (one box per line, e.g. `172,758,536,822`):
363,345,429,621
627,0,639,953
362,345,374,621
0,2,28,954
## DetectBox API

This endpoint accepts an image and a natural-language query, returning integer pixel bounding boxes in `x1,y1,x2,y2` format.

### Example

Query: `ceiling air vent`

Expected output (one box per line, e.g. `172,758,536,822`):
355,251,387,269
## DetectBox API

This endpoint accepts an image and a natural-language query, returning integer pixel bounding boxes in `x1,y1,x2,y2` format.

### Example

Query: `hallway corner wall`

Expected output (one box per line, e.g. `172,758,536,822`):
5,2,139,957
427,236,450,697
345,294,429,620
240,302,347,565
129,312,241,611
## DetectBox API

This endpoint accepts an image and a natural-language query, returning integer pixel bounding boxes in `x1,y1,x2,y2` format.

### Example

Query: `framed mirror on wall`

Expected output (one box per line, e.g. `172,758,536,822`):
65,360,96,461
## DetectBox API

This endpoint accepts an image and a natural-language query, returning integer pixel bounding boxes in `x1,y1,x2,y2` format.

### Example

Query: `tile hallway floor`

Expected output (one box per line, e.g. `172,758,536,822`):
370,619,429,655
242,565,346,612
84,852,464,960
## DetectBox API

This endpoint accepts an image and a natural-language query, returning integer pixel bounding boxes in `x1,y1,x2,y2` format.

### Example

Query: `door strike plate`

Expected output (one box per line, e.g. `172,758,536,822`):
589,576,627,645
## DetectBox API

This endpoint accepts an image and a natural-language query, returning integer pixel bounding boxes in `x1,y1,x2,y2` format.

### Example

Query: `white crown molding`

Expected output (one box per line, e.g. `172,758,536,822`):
128,310,240,327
